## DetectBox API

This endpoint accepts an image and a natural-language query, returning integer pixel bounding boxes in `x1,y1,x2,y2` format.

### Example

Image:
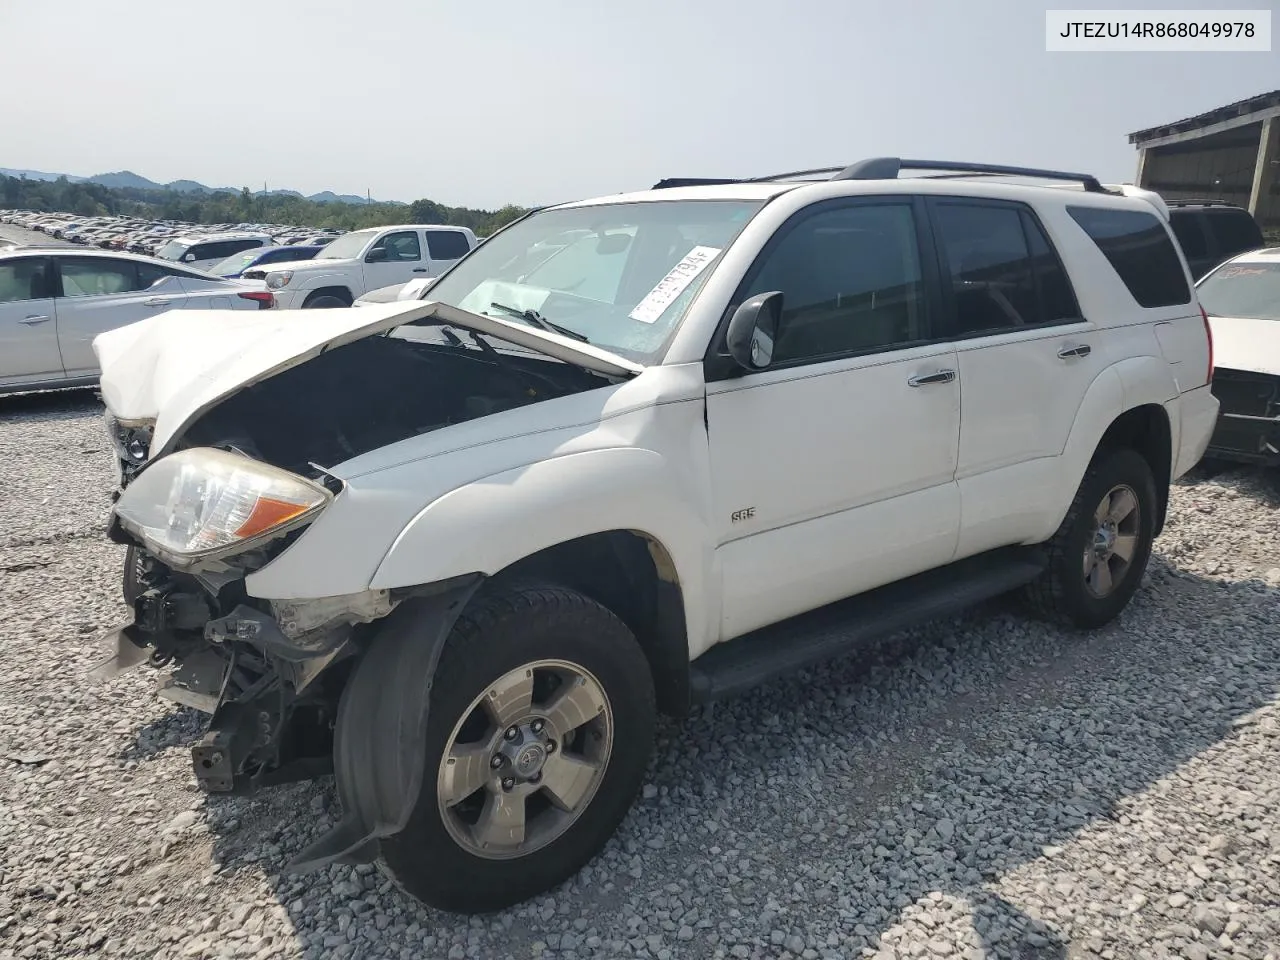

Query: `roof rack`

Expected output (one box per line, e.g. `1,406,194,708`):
651,157,1111,193
834,158,1109,193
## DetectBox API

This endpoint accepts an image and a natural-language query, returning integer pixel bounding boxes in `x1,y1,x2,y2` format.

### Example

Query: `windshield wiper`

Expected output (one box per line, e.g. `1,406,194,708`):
489,301,590,343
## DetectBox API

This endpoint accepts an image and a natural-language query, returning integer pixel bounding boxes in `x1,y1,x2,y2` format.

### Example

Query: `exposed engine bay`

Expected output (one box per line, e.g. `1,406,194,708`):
174,327,612,477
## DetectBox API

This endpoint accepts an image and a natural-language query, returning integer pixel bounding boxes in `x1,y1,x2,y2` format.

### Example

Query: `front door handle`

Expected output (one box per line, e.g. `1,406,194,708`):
143,297,174,306
18,314,51,325
907,369,956,387
412,268,428,273
1058,343,1091,359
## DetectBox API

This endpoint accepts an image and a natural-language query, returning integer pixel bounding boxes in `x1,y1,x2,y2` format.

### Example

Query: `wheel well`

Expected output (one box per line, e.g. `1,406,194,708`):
492,531,690,716
1096,404,1172,536
303,286,353,306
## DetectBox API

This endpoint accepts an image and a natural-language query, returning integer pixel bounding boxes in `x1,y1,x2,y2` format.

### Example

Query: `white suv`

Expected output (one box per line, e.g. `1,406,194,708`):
92,158,1217,914
154,232,275,272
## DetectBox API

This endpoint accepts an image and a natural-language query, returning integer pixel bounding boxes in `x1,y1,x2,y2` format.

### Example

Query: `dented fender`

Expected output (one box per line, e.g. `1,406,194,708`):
287,574,484,873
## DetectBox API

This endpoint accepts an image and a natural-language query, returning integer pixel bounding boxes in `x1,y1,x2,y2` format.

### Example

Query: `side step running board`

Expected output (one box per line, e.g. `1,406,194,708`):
688,546,1047,704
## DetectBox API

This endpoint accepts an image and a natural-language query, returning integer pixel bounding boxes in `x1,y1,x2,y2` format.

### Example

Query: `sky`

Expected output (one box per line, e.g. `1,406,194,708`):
1,0,1276,210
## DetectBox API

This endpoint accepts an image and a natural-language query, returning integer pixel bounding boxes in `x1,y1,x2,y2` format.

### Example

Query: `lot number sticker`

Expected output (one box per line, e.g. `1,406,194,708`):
628,246,721,324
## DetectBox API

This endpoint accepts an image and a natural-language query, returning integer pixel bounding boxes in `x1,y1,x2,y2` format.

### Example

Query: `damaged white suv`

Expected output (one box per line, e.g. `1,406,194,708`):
93,158,1218,914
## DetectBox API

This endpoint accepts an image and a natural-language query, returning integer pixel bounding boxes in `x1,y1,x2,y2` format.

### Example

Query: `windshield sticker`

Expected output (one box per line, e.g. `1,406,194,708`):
628,246,721,324
1216,266,1270,279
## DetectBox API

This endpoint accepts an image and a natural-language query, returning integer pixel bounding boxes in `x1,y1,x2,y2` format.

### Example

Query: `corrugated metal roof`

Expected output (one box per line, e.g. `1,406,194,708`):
1128,89,1280,144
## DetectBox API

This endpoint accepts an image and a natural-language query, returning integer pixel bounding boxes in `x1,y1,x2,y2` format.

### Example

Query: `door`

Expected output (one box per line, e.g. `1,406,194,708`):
425,228,474,277
362,230,425,290
925,198,1101,557
54,256,190,376
0,256,62,386
705,198,961,641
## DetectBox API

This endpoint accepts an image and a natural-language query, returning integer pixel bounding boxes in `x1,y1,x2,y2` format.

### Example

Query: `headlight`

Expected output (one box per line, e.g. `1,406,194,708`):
106,414,155,465
113,448,332,566
266,271,293,290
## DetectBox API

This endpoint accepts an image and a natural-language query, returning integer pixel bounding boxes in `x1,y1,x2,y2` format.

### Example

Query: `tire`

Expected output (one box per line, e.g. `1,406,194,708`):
1024,447,1158,629
122,545,144,606
374,582,656,913
302,293,350,309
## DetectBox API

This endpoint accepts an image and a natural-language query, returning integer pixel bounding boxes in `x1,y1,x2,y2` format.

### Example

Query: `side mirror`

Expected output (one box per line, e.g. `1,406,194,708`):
724,291,783,371
181,253,196,263
365,247,388,263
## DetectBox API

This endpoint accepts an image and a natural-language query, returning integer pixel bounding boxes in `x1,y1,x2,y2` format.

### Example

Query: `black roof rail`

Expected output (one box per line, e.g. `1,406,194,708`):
651,177,746,190
747,166,847,182
1163,197,1241,207
834,157,1110,193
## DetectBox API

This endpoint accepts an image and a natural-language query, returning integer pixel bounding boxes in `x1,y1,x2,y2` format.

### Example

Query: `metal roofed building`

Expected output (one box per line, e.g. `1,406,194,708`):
1128,89,1280,227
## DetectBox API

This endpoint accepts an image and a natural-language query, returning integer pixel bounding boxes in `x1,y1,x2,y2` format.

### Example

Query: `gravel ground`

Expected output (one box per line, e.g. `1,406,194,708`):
1,390,1278,960
0,224,72,247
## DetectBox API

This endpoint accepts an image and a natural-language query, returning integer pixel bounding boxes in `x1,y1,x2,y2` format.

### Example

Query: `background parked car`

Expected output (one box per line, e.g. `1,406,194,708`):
210,244,324,278
1197,246,1280,465
154,232,275,271
1166,199,1266,280
0,248,273,394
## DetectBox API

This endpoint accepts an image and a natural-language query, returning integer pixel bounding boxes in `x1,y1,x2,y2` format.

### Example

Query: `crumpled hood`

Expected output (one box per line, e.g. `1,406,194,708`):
93,300,643,455
1208,315,1280,377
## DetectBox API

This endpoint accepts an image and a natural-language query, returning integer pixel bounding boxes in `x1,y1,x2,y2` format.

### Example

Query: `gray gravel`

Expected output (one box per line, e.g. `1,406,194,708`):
1,391,1278,960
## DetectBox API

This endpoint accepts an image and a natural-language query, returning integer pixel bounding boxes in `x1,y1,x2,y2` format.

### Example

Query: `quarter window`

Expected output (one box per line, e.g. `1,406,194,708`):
1205,209,1264,257
932,201,1078,335
738,202,929,364
1067,206,1190,308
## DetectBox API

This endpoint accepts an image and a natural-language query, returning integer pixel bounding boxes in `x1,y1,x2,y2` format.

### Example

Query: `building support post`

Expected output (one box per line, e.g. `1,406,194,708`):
1248,117,1279,224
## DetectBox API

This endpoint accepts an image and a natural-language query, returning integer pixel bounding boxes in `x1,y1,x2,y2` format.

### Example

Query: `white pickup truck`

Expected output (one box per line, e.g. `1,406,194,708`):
248,224,478,309
93,158,1217,915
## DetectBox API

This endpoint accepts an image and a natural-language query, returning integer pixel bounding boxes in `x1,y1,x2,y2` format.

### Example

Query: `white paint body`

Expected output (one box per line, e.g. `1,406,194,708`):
97,177,1220,664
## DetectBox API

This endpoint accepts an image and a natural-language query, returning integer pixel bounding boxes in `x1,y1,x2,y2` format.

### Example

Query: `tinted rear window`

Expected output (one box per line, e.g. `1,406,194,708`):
1204,209,1264,257
426,230,472,261
1067,206,1190,308
1169,213,1209,259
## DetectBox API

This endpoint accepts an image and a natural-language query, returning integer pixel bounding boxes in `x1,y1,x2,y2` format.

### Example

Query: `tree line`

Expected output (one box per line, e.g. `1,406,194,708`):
1,175,531,238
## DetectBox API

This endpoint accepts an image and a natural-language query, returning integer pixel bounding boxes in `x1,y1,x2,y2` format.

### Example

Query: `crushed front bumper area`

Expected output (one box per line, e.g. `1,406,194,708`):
91,541,359,797
1207,370,1280,466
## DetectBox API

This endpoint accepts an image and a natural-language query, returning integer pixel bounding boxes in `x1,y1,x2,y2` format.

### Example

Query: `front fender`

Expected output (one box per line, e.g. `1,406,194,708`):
284,269,356,294
371,446,715,654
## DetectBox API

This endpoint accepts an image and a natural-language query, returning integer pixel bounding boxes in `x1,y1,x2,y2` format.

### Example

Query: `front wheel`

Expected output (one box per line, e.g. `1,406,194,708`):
302,294,349,309
1024,447,1158,628
374,583,656,913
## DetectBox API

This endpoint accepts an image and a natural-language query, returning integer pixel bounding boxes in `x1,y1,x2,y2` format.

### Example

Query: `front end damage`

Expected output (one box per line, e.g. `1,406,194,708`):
1207,368,1280,465
91,305,628,871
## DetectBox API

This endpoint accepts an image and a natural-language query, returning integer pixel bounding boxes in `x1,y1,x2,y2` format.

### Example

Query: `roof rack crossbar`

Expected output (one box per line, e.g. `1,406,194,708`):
834,157,1108,193
1162,197,1238,206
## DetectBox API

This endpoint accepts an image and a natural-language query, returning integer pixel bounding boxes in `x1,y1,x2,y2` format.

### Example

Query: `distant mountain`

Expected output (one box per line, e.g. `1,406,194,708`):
1,164,404,204
0,167,85,183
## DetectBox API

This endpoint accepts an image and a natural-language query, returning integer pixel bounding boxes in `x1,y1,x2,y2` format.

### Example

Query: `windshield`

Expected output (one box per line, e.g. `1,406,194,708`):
316,230,374,260
156,240,188,261
210,250,261,276
1198,260,1280,321
420,200,764,364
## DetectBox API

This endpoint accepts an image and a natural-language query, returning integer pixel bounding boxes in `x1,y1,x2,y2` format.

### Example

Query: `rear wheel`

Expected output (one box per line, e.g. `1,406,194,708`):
302,293,350,309
1024,448,1158,628
373,583,656,913
122,545,144,606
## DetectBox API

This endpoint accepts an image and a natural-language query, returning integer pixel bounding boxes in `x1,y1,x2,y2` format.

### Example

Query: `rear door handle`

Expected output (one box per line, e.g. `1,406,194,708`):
143,297,174,306
1058,343,1091,359
907,369,956,387
18,314,51,325
412,268,428,273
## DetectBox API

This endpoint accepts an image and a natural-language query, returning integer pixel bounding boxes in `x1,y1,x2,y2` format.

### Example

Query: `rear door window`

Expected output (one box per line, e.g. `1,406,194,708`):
426,229,472,261
930,200,1080,335
1066,206,1191,308
57,257,143,297
0,258,52,302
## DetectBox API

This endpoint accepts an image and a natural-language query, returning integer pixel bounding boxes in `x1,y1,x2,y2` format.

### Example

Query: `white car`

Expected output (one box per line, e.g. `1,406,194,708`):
94,157,1217,914
252,224,477,308
0,248,273,394
1196,245,1280,464
154,232,275,272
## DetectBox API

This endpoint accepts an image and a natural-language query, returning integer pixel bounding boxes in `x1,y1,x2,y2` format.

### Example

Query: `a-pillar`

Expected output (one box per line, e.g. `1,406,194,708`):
1248,117,1279,226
